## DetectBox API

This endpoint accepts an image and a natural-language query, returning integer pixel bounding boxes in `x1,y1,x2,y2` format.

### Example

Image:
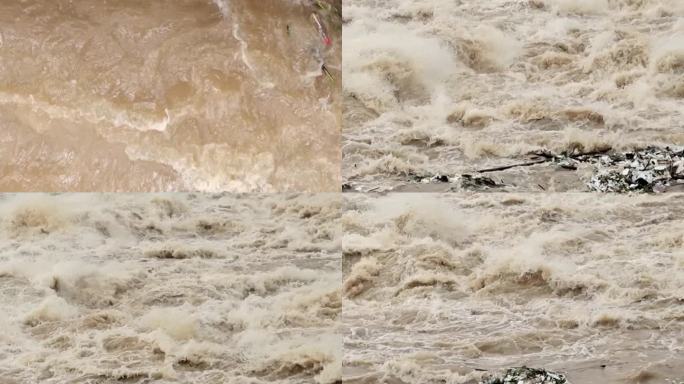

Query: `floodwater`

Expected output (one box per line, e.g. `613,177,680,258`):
0,193,342,383
343,193,684,383
0,0,341,192
343,0,684,192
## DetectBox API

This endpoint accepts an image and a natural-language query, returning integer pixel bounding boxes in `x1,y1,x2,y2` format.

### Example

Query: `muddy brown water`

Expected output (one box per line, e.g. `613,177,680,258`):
0,0,341,192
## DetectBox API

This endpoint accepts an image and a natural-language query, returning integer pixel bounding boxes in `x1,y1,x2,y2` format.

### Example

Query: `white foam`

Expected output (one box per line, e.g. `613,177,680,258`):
343,20,458,106
211,0,231,18
25,296,78,324
140,306,197,341
550,0,610,14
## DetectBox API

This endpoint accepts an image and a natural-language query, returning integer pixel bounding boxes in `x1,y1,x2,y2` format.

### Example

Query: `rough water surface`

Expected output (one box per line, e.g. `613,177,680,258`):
342,0,684,192
342,193,684,383
0,0,341,192
0,193,342,383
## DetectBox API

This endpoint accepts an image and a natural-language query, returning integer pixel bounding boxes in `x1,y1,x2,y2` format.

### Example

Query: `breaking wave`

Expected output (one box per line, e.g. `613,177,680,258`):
343,193,684,383
343,0,684,191
0,193,342,383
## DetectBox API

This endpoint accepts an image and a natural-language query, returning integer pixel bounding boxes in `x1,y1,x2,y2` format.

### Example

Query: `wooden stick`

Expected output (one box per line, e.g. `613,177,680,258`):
477,159,548,173
476,148,612,174
568,148,611,158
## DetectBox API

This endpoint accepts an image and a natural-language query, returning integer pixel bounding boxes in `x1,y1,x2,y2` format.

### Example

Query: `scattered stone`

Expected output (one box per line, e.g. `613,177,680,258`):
481,366,568,384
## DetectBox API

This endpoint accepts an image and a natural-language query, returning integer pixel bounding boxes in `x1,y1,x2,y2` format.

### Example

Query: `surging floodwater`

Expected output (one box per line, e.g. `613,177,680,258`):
0,0,341,192
0,193,341,383
343,0,684,192
343,193,684,383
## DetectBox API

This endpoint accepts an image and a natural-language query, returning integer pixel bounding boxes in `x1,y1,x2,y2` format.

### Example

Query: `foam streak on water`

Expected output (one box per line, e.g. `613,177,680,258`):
343,193,684,383
0,193,342,383
343,0,684,191
0,0,341,192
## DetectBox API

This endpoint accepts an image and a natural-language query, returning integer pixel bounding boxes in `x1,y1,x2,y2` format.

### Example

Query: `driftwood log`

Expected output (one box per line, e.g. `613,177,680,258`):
476,149,611,174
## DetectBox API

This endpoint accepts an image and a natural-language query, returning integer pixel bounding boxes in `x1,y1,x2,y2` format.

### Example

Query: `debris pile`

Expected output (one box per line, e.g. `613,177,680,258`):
345,146,684,192
481,367,568,384
586,147,684,193
472,146,684,193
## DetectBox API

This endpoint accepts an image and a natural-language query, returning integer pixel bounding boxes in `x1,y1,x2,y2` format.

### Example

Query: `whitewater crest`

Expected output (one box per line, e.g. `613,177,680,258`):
343,193,684,383
343,0,684,192
0,193,342,383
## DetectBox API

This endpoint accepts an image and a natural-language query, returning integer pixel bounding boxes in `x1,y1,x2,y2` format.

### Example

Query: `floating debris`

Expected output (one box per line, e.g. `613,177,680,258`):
472,146,684,193
434,174,449,183
460,174,504,190
315,0,339,14
586,146,684,193
411,173,505,190
556,158,578,171
322,64,335,82
410,173,451,184
477,159,547,173
481,367,568,384
311,13,332,46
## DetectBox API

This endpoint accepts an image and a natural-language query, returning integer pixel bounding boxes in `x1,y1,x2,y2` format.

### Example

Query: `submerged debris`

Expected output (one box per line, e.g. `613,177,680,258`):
481,367,568,384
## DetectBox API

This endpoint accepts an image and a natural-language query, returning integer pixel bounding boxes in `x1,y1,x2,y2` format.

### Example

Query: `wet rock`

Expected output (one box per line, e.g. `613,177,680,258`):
412,174,451,184
460,174,504,190
481,366,568,384
556,158,578,171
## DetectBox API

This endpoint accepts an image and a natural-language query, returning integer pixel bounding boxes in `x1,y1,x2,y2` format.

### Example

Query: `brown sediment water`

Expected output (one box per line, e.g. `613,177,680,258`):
0,193,342,383
0,0,341,192
343,0,684,192
342,193,684,383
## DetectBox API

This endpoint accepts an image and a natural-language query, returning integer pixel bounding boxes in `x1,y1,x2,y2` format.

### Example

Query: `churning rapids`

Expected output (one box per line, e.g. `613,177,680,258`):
343,193,684,383
0,0,341,192
0,193,341,383
342,0,684,192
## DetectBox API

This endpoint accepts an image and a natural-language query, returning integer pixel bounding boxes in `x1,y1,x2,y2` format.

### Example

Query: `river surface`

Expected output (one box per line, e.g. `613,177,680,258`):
343,193,684,383
0,193,342,383
0,0,341,192
343,0,684,192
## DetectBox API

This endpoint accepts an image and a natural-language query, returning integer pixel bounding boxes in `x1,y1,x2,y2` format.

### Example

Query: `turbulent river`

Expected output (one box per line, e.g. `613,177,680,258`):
0,0,341,192
343,193,684,383
1,1,682,384
0,193,342,383
343,0,684,192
